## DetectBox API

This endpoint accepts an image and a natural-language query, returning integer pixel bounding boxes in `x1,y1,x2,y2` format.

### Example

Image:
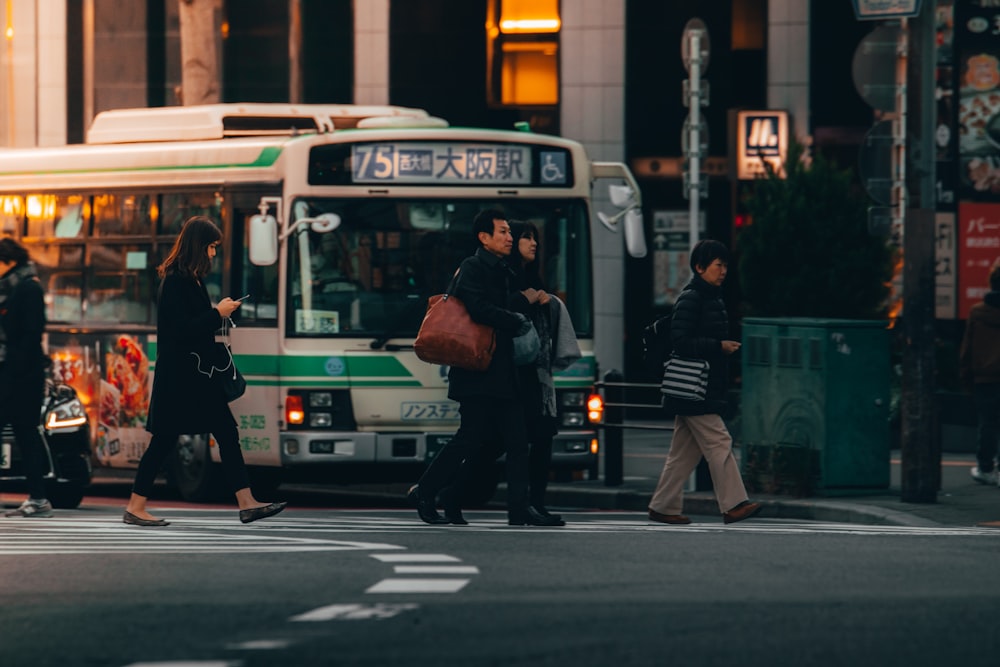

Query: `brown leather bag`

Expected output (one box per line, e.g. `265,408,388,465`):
414,292,496,371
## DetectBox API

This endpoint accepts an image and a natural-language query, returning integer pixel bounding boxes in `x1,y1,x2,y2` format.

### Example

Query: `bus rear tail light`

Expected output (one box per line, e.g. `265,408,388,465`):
286,395,305,425
587,393,604,423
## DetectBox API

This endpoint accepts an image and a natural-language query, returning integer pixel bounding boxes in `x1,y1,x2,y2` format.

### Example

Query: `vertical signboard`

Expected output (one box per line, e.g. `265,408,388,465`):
954,1,1000,318
958,203,1000,317
652,210,706,306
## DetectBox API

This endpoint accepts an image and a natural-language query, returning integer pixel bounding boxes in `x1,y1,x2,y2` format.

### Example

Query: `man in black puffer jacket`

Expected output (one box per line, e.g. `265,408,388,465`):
647,240,761,526
408,209,561,527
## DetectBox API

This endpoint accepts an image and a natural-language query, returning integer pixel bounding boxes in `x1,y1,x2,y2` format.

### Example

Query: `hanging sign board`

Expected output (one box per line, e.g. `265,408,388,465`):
736,110,789,180
850,0,923,21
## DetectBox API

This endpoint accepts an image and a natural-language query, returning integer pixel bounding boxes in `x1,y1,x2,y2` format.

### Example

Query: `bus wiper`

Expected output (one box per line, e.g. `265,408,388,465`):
370,294,425,350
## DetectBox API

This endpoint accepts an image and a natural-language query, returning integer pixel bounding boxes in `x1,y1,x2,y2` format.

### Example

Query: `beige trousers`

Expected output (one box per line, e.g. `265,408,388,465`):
648,413,749,515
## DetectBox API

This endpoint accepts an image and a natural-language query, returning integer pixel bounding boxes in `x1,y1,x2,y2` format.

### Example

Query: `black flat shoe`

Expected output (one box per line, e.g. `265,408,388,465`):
239,502,287,524
532,506,565,525
407,485,448,525
508,506,565,527
123,510,169,527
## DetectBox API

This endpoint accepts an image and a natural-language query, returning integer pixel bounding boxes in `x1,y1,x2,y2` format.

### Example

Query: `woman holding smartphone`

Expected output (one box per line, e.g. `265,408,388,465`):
123,216,285,526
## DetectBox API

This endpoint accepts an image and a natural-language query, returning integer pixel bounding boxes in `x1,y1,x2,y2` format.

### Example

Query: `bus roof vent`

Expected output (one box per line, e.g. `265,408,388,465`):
355,115,449,129
85,103,442,144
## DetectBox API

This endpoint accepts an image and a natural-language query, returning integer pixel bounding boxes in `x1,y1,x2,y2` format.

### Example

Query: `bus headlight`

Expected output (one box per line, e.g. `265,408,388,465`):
561,413,585,427
309,392,333,407
309,412,333,428
46,398,88,431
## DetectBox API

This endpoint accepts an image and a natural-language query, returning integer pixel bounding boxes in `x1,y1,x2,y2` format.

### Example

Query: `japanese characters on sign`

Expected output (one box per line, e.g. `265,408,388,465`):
351,143,535,185
735,110,789,180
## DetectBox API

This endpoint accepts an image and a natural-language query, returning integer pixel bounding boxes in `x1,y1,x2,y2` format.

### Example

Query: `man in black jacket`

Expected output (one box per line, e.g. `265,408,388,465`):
0,238,53,518
409,209,561,526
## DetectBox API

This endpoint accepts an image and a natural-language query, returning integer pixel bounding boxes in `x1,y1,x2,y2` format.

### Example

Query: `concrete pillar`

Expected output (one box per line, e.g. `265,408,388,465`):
561,0,627,375
354,0,388,105
767,0,810,142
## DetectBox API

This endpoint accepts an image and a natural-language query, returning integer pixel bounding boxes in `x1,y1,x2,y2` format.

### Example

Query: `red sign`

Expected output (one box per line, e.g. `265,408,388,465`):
958,202,1000,318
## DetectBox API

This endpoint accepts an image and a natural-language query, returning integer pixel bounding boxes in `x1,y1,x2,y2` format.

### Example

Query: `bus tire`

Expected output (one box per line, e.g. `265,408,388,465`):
168,433,223,502
459,465,499,508
47,480,86,509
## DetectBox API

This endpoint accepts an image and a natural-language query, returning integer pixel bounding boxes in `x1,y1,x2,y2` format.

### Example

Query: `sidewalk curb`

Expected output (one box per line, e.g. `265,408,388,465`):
542,487,944,528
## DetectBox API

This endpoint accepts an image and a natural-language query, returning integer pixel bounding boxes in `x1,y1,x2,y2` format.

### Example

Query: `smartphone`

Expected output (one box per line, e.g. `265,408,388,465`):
236,293,252,302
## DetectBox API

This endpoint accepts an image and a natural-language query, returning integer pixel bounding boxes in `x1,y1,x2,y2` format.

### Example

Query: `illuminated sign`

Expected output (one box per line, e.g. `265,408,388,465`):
736,110,789,180
351,143,533,185
850,0,922,20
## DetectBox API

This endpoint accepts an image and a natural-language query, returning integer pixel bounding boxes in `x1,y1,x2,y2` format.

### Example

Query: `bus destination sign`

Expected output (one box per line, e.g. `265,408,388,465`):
351,142,534,185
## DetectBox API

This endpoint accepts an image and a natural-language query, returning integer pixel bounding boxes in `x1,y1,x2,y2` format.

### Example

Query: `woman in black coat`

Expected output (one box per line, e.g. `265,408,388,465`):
647,240,761,526
0,238,53,517
509,221,564,524
123,217,285,526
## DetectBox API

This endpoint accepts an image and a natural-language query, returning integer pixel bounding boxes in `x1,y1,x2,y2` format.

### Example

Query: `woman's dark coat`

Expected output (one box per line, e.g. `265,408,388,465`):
0,263,47,404
146,272,233,434
664,274,732,416
447,248,525,401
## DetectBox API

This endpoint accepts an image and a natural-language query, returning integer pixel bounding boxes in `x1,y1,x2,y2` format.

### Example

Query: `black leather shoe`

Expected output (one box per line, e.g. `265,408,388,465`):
508,506,565,527
123,510,169,527
239,502,287,524
440,488,468,526
407,485,448,525
532,505,565,525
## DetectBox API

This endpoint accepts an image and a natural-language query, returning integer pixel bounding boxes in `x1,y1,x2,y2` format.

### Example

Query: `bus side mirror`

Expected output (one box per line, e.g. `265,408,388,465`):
249,213,278,266
623,208,647,258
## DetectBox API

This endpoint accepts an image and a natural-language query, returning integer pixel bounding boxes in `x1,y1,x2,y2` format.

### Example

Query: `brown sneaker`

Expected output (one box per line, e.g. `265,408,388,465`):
723,501,762,524
648,509,692,525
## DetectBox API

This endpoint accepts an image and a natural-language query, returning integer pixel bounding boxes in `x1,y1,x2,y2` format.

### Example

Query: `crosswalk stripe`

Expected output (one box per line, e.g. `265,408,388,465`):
366,578,470,594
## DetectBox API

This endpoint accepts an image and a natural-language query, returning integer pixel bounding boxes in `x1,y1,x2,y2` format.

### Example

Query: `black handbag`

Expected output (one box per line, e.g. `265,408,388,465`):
191,318,247,402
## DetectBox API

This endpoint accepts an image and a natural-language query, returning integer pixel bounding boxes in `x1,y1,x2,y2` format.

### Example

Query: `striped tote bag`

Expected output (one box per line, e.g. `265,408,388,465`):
660,355,709,401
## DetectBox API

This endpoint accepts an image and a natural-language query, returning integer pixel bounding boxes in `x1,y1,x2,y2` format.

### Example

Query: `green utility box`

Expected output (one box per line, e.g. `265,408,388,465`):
740,318,890,496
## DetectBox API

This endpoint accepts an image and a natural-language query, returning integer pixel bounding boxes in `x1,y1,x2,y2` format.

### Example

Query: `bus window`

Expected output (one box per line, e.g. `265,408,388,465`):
286,198,592,338
160,191,223,235
0,195,23,235
93,194,154,236
85,244,154,323
29,244,86,322
25,194,86,239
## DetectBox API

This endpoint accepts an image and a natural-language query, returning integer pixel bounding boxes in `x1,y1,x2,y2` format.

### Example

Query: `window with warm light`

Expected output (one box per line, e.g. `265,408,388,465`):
487,0,560,107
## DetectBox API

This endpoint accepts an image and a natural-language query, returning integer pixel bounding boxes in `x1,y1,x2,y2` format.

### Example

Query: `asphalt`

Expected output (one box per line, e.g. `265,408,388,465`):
541,449,1000,529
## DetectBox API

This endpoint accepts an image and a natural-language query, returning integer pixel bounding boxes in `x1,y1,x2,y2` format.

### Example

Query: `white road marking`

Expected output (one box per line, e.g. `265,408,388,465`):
393,565,479,574
290,603,419,622
370,553,461,562
225,639,293,650
366,578,470,594
123,662,240,667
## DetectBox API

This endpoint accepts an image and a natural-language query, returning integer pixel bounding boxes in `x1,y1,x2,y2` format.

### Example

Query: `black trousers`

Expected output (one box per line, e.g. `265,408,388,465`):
132,417,251,498
0,373,47,499
418,396,529,511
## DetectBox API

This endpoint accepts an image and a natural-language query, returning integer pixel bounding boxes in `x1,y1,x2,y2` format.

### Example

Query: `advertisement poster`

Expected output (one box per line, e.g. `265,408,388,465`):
957,202,1000,318
49,333,152,468
955,1,1000,200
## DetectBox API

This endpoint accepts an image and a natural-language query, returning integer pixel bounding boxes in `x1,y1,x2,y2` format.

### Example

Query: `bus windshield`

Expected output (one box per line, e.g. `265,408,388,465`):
286,198,593,340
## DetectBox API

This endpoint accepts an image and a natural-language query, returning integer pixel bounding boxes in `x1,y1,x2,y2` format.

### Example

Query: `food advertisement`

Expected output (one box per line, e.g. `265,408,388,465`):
956,2,1000,200
49,333,152,467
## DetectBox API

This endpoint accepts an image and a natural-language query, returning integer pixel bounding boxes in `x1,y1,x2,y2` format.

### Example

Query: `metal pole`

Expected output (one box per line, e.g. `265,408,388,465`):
688,31,701,250
603,369,624,487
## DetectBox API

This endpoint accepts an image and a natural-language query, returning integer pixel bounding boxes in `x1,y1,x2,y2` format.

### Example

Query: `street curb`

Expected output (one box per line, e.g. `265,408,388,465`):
541,487,944,528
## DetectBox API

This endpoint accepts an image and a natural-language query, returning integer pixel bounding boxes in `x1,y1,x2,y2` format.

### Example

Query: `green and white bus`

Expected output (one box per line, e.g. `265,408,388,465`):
0,103,644,501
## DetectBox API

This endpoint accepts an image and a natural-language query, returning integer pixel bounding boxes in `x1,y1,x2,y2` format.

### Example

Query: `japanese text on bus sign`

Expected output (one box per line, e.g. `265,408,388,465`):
351,143,533,185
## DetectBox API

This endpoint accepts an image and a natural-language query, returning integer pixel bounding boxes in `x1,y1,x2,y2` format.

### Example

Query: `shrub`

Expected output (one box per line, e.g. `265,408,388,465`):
737,141,895,319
